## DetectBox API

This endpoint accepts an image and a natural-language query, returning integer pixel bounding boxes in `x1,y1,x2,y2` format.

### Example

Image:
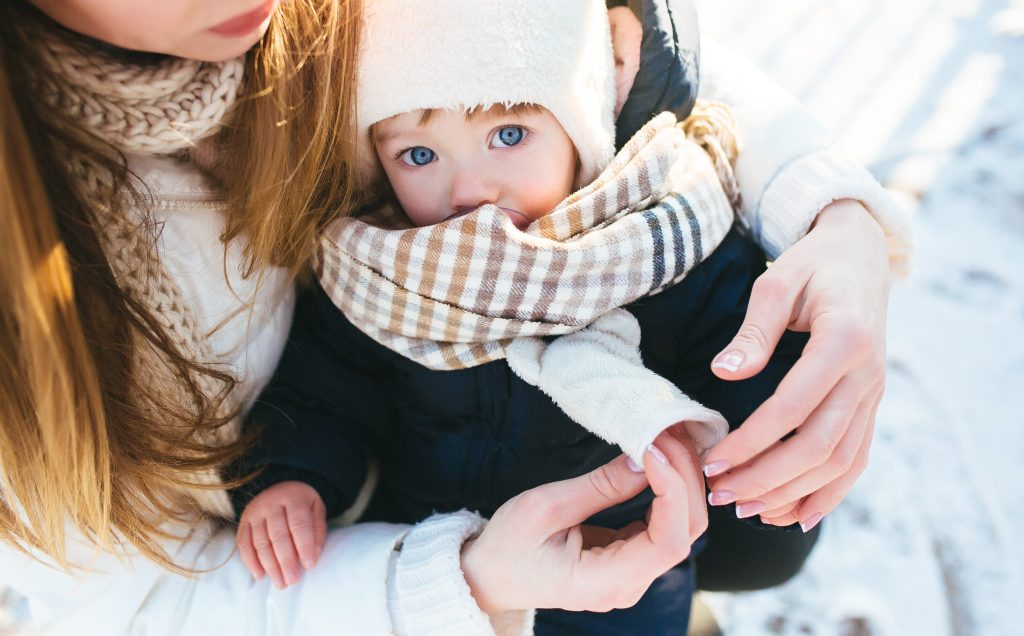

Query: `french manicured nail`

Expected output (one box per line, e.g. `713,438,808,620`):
712,350,745,373
707,490,737,506
800,512,823,533
626,456,644,473
735,501,767,519
646,444,669,465
302,557,316,570
703,460,731,477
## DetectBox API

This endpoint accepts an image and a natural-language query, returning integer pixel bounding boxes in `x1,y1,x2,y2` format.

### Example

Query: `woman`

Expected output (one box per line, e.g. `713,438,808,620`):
0,0,907,634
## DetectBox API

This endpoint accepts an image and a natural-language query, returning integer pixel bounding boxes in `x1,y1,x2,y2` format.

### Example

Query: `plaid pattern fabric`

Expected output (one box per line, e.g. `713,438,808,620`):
318,112,736,370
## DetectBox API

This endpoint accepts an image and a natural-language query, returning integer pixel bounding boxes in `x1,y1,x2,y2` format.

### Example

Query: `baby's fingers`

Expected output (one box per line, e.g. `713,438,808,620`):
237,522,265,581
251,519,287,590
267,509,302,588
288,499,327,571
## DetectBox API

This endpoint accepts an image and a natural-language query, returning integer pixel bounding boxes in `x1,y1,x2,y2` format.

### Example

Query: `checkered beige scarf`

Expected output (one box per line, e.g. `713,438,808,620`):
318,110,737,370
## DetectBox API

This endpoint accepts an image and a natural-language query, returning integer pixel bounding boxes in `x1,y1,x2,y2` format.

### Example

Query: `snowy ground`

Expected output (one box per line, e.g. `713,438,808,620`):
696,1,1024,635
3,1,1021,635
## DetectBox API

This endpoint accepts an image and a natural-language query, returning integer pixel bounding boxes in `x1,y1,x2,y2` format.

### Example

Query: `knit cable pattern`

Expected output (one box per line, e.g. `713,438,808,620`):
35,29,247,517
36,31,244,156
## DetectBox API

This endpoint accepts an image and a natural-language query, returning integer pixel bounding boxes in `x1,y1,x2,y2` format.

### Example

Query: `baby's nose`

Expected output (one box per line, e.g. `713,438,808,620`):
450,167,501,213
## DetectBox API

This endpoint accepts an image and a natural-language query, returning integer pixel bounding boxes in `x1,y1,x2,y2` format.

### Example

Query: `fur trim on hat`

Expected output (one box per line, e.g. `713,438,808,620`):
356,0,616,188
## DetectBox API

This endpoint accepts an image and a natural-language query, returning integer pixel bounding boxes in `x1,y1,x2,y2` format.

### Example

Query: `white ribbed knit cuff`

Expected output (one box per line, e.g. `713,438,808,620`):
750,148,912,271
388,511,534,636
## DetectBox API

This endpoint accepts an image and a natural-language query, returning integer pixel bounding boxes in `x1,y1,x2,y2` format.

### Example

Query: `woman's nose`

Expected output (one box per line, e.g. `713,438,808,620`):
450,166,501,214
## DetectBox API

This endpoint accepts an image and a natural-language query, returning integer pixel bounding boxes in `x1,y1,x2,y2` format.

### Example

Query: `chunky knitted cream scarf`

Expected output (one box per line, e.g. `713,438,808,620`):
36,30,246,516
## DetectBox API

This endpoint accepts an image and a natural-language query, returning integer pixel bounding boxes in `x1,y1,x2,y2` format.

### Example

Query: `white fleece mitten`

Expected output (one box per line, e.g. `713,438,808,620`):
506,309,728,466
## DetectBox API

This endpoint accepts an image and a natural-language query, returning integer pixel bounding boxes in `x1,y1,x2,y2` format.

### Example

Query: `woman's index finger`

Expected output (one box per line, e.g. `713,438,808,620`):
706,326,854,469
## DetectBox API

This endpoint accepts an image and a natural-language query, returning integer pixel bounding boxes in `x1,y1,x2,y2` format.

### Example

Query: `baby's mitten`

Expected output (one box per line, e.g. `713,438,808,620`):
506,308,727,466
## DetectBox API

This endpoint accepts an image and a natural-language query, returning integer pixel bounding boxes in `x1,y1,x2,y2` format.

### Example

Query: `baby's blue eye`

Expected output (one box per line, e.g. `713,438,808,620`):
401,146,436,166
492,126,525,147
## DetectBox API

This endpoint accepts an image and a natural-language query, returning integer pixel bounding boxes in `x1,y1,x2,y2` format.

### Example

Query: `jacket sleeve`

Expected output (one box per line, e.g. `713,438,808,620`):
231,283,398,519
611,0,910,265
506,309,728,466
0,512,531,635
698,38,911,264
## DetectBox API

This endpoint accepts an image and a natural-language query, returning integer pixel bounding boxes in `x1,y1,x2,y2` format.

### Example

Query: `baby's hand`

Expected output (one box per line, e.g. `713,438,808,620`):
237,480,327,589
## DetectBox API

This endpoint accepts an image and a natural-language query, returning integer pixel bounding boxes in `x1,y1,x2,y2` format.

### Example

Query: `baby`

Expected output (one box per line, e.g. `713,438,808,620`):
233,1,807,631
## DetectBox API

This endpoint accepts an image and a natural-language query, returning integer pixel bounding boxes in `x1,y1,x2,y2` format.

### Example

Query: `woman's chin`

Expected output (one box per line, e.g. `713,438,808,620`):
181,29,268,61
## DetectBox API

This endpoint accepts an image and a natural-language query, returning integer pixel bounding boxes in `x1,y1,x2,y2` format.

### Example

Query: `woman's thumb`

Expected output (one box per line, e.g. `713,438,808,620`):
536,455,649,530
712,285,792,380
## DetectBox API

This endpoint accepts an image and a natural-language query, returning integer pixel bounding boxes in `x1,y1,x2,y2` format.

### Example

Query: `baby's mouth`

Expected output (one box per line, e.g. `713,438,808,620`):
442,207,531,229
500,208,531,230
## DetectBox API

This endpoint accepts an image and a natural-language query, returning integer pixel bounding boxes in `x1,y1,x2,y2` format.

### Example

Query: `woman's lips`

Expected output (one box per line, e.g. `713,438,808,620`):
208,1,277,38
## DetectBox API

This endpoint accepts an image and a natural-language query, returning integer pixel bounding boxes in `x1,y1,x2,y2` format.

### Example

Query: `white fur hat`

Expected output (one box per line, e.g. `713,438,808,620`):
356,0,616,188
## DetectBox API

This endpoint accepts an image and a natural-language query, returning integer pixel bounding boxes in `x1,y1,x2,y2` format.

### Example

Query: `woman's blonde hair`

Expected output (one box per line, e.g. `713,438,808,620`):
0,0,362,571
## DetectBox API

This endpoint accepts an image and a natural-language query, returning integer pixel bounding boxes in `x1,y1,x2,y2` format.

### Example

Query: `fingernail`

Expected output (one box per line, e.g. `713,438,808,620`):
302,557,315,570
626,456,645,473
703,460,731,478
735,501,767,519
646,444,669,466
800,512,823,533
712,350,744,373
707,490,737,506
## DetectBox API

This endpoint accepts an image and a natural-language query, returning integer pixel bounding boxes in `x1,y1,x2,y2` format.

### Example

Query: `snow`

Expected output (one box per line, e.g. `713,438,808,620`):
3,1,1021,634
696,0,1024,634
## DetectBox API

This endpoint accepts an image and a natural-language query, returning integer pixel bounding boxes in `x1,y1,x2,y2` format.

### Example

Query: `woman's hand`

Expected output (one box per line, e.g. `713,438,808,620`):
461,443,704,614
702,199,890,531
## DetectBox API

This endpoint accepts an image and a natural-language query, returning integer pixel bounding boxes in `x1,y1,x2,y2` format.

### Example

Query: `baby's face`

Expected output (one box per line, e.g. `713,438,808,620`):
372,106,577,229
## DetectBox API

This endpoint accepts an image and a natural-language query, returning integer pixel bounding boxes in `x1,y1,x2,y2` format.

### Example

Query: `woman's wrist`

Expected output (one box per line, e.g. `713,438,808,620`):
749,149,911,265
809,197,908,280
389,511,497,634
460,537,501,614
811,198,885,237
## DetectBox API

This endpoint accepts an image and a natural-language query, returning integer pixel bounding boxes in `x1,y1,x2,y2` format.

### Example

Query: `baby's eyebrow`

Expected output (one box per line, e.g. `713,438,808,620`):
372,128,401,145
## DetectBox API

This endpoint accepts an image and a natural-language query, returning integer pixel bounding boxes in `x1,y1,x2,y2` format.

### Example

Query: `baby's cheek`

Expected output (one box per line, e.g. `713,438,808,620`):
528,175,575,218
392,180,443,226
519,170,571,218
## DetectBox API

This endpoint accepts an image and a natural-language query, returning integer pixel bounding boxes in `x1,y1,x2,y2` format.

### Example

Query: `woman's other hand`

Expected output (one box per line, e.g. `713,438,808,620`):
703,199,890,531
461,445,702,614
651,423,710,539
